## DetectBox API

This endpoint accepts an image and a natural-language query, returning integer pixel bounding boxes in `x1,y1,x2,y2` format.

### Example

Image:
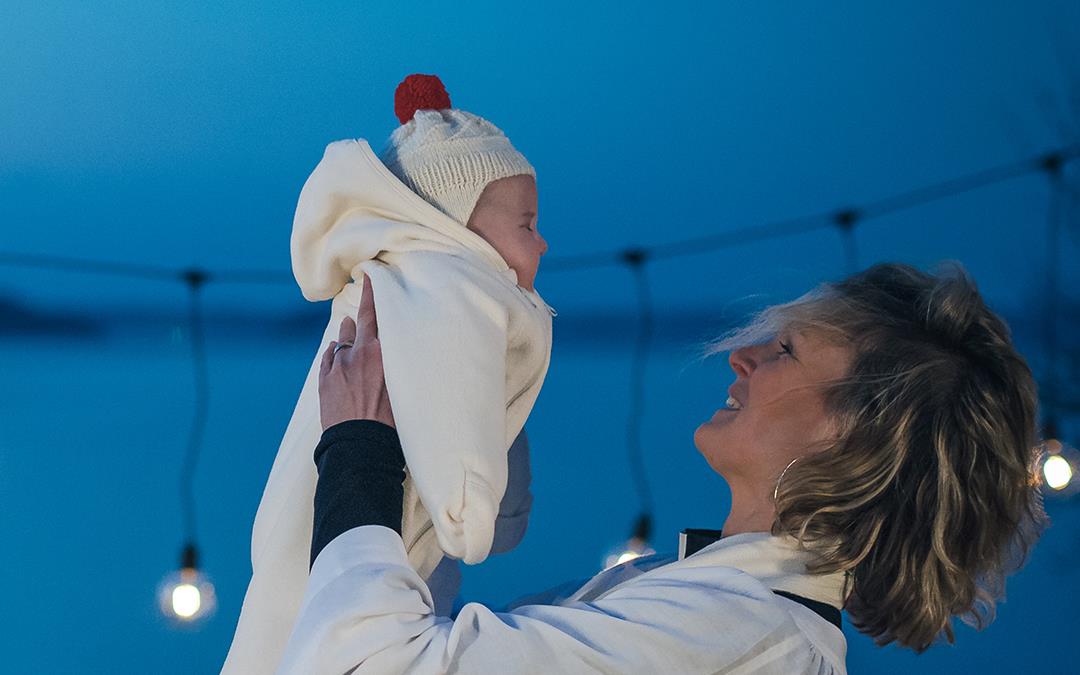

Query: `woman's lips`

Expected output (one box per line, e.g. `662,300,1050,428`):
710,407,737,422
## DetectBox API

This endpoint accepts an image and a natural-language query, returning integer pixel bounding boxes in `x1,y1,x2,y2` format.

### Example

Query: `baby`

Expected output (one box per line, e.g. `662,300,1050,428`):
222,74,554,675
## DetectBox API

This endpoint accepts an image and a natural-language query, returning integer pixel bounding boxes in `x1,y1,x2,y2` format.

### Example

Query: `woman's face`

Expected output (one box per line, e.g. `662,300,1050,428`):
466,175,548,291
694,328,853,486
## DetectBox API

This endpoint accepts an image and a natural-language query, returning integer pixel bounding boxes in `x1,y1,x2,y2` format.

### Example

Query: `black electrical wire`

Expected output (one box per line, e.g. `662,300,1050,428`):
201,268,294,285
623,249,655,542
1,146,1077,283
1042,164,1065,419
548,147,1080,268
834,209,860,274
1,144,1078,551
0,250,181,281
0,250,295,285
858,150,1073,220
178,269,210,549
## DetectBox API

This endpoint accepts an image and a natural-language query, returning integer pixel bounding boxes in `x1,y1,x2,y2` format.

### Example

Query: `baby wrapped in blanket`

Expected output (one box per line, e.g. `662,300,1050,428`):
222,75,553,674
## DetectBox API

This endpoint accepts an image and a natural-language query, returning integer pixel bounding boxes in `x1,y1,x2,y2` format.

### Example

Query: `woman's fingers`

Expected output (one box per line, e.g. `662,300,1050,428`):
320,340,338,376
317,274,395,431
338,313,357,345
357,273,379,343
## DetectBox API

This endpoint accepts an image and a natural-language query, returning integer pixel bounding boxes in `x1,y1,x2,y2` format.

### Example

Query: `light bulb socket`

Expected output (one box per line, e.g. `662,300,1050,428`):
833,208,860,231
632,513,653,542
620,248,648,266
1043,416,1059,442
180,542,199,570
1041,153,1063,176
182,267,209,289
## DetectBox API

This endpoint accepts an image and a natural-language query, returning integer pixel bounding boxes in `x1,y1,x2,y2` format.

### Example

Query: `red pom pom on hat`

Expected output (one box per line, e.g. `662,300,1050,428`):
394,74,452,124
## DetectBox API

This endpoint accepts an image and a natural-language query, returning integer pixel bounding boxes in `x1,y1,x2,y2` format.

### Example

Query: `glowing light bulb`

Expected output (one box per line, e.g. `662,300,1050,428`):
172,582,202,618
602,514,656,570
159,544,217,626
602,536,656,570
1037,434,1080,499
1043,455,1073,490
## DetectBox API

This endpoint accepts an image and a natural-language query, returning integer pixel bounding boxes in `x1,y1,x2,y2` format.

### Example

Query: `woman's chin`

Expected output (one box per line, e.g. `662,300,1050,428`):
694,416,730,450
696,406,740,438
693,423,733,475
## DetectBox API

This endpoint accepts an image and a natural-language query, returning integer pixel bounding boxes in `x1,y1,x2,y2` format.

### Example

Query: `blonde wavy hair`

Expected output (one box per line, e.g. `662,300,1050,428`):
706,262,1047,653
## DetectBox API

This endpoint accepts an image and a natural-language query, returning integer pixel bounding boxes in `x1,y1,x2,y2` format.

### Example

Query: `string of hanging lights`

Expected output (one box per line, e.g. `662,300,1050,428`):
1,144,1078,620
2,148,1076,282
156,268,218,625
1036,156,1080,497
602,249,658,569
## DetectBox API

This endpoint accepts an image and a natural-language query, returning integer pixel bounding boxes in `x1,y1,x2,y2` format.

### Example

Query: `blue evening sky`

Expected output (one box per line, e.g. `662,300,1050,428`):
2,1,1079,673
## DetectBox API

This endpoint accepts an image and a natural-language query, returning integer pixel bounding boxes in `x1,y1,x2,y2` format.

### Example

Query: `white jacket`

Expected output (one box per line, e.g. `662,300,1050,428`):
221,139,554,675
278,526,849,674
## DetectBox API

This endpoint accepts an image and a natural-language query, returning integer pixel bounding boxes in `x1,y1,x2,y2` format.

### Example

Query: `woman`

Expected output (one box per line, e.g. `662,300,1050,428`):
278,262,1047,674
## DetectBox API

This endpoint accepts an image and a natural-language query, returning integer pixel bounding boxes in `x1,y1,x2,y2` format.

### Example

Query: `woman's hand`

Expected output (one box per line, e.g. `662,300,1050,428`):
319,274,396,431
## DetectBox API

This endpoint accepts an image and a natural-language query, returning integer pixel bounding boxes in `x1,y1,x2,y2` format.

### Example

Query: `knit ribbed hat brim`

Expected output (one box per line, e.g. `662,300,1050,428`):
381,109,535,226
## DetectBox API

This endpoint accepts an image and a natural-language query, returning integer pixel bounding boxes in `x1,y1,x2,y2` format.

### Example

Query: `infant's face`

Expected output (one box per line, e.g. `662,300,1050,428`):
467,175,547,290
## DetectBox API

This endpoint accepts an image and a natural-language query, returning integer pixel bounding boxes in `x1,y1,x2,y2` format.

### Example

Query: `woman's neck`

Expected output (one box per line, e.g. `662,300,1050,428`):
722,480,776,537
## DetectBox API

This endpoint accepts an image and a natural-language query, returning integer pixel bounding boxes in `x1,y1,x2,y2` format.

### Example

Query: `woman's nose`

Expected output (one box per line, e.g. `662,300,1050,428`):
728,345,759,378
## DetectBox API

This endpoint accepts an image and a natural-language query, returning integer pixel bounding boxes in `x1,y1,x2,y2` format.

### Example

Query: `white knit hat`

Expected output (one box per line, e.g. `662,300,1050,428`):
379,74,535,227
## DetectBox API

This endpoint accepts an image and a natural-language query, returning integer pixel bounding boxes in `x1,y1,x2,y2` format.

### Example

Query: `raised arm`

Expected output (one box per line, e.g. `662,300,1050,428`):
298,273,819,674
286,420,816,675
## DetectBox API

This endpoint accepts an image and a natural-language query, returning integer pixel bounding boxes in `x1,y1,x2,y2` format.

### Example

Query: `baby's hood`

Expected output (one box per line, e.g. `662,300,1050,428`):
290,138,513,301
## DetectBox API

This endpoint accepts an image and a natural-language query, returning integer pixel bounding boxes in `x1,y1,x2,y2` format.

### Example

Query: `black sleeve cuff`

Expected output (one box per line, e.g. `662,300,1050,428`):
310,419,406,568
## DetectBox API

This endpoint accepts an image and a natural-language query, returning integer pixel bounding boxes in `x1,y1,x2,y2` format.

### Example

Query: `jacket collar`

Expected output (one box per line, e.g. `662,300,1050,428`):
674,529,847,610
678,528,725,559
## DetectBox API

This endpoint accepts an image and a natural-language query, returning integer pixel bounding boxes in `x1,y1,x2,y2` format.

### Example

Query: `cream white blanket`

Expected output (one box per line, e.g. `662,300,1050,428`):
221,139,553,675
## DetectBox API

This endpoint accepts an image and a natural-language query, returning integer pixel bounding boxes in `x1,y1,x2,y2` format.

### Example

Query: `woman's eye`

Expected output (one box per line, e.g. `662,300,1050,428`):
777,340,793,357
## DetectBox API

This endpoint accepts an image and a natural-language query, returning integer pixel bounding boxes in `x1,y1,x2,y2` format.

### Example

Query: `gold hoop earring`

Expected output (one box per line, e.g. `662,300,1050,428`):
773,457,801,502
